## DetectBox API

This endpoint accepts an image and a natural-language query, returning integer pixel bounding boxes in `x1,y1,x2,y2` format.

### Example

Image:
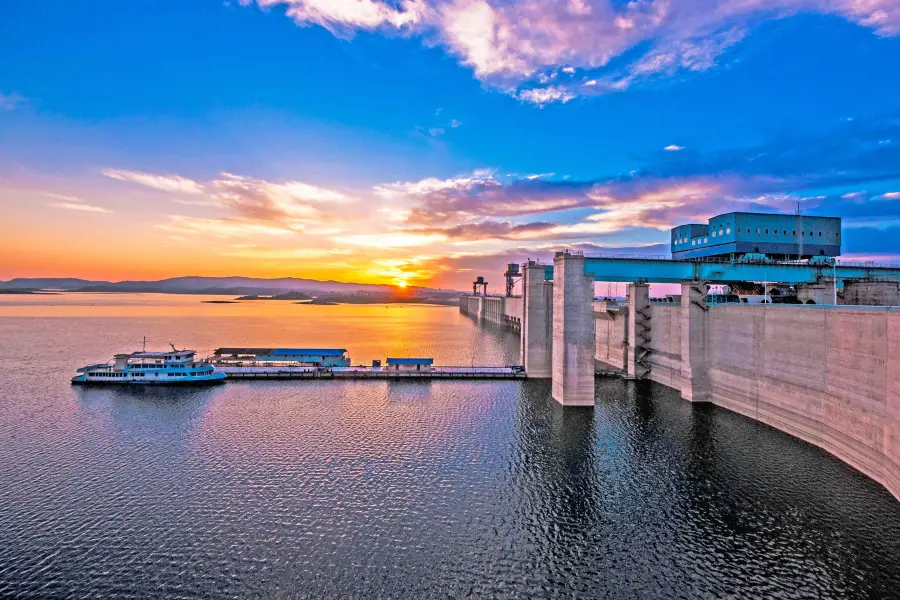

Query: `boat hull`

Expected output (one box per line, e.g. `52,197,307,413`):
71,374,227,385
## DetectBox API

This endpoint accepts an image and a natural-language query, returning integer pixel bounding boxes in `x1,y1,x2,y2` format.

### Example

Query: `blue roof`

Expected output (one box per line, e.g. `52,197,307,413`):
386,358,434,365
270,348,347,356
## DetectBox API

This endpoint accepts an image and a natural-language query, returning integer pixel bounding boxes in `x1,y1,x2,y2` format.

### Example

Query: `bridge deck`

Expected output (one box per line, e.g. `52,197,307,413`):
538,256,900,284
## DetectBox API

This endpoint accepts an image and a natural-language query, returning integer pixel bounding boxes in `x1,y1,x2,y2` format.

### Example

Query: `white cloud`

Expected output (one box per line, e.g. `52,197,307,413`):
882,192,900,200
664,145,685,151
374,169,498,198
242,0,900,104
517,86,575,106
247,0,427,30
103,169,206,195
429,127,446,136
449,119,462,128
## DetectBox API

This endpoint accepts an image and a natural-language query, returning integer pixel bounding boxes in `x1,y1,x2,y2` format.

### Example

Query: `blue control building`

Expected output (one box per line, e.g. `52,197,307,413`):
671,212,841,260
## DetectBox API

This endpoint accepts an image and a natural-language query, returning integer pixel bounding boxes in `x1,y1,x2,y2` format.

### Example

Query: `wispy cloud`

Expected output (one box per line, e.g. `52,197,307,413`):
50,201,114,214
664,145,685,152
0,92,26,111
157,215,298,238
103,169,206,195
212,172,349,223
43,191,114,213
243,1,900,104
103,168,351,225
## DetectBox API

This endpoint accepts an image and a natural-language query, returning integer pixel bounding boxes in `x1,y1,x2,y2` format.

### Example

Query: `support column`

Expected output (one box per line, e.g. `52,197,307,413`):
521,262,553,378
626,282,651,379
680,281,711,403
551,252,596,406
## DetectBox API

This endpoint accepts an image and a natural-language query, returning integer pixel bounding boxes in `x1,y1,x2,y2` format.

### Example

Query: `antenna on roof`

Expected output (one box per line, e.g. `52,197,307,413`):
142,336,147,352
170,342,178,352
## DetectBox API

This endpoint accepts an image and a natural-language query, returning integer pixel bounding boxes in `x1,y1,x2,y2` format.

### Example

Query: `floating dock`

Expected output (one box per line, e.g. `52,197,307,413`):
216,366,527,380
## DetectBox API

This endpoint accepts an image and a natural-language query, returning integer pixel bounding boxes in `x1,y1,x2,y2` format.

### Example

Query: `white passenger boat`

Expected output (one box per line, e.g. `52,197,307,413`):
71,344,226,385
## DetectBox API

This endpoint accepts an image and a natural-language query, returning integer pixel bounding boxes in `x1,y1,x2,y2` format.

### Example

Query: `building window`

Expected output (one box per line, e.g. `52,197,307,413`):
819,232,822,236
783,230,787,235
765,229,769,234
704,238,708,243
726,228,731,234
756,228,760,234
712,231,716,237
692,240,695,246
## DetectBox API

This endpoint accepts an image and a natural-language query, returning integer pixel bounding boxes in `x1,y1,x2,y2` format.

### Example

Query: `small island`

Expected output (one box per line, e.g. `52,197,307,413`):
236,291,313,301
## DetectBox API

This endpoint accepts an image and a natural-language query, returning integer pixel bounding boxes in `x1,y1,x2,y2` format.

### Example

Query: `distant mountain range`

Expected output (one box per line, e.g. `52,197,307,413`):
0,276,458,296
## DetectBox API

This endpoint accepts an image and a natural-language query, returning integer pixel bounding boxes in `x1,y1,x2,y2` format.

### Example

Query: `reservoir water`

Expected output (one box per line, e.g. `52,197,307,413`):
2,294,899,598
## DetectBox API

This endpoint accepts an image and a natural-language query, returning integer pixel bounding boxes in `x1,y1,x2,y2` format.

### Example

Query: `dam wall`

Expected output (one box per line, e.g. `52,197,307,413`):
459,295,523,331
594,301,900,500
593,302,627,371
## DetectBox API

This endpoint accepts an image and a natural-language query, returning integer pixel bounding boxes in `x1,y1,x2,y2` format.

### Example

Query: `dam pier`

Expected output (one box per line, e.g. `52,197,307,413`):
461,211,900,500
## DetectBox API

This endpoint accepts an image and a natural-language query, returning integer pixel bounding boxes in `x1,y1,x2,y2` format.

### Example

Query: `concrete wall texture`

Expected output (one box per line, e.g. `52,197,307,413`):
843,280,900,307
593,302,627,371
459,295,522,330
522,265,554,378
595,299,900,500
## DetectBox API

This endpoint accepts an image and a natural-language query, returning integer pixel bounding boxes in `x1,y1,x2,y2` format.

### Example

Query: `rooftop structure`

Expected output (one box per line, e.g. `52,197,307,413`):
386,357,434,371
671,212,841,260
212,348,350,367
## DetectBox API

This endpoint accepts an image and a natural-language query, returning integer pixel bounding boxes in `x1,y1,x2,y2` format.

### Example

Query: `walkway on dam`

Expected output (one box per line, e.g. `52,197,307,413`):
218,365,528,380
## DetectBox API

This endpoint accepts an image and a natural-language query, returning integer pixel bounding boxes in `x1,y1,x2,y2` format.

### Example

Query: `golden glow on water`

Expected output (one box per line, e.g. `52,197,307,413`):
0,292,446,318
0,292,505,367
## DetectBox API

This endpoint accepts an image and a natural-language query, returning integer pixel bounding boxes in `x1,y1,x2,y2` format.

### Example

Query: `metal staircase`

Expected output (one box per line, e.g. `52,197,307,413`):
690,268,727,312
634,285,652,380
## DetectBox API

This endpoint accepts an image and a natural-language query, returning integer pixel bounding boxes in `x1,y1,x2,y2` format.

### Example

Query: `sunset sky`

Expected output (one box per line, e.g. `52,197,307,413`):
2,0,900,290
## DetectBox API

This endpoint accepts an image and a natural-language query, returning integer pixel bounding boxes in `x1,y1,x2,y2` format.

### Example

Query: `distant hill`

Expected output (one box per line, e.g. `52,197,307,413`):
0,276,458,295
0,278,103,290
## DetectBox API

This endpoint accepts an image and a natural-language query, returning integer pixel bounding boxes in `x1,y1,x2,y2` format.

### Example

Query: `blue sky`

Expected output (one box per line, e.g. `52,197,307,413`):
2,0,900,287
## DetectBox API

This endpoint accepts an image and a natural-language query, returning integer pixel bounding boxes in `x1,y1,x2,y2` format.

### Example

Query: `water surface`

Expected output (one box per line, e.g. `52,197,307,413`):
1,294,899,598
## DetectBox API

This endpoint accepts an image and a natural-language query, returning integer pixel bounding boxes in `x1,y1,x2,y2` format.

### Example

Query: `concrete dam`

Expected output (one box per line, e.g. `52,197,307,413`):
460,251,900,502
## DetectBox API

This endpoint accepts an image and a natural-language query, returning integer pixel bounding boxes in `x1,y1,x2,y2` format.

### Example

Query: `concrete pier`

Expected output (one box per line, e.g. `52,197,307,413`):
679,281,711,403
797,277,836,305
843,279,900,306
551,252,596,406
626,282,651,380
522,262,554,378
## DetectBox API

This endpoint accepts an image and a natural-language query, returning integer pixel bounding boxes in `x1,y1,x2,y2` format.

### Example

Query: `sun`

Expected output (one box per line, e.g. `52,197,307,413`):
395,280,408,289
